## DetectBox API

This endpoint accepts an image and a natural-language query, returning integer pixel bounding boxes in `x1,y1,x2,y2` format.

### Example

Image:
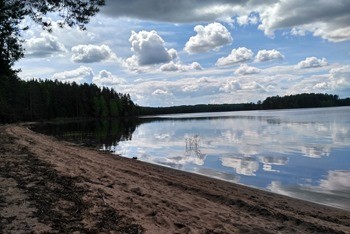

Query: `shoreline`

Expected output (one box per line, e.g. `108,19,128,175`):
1,124,349,233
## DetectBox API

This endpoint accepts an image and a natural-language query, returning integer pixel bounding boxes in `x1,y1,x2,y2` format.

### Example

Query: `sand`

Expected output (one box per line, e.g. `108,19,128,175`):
0,124,349,233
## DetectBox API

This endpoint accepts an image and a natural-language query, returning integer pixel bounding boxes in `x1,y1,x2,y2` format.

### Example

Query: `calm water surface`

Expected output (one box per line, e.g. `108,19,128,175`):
34,107,350,210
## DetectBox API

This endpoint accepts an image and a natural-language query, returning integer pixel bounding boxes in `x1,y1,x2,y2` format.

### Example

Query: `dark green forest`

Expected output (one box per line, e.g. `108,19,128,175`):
0,73,138,123
261,93,350,109
139,93,350,116
139,103,257,115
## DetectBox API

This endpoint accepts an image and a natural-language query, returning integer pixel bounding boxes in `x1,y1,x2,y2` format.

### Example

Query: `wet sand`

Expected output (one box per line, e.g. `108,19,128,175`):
1,124,349,233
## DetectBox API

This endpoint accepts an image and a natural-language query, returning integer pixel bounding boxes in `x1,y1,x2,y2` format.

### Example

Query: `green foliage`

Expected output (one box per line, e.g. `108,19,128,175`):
0,0,105,74
109,99,120,118
93,96,109,118
23,0,105,31
261,93,340,109
140,103,256,115
0,76,138,123
0,0,25,71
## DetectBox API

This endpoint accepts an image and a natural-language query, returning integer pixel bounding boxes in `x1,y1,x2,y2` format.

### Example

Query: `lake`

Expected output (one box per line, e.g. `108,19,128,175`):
33,106,350,210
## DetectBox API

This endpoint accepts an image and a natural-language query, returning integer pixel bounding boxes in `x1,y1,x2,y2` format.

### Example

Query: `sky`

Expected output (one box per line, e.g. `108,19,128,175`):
15,0,350,107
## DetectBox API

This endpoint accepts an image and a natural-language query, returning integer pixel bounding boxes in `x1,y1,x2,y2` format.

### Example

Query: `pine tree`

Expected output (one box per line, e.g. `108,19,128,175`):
0,0,105,74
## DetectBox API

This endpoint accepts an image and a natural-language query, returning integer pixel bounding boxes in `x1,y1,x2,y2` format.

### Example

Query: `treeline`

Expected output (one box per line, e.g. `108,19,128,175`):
140,103,257,116
261,93,350,109
0,73,137,123
139,93,350,116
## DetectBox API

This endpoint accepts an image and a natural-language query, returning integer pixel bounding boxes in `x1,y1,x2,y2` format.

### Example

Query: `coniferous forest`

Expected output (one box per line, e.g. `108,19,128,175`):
139,93,350,116
0,73,138,123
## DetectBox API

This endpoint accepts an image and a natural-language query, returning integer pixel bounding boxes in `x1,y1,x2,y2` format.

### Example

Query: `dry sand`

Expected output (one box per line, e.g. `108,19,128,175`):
0,124,349,233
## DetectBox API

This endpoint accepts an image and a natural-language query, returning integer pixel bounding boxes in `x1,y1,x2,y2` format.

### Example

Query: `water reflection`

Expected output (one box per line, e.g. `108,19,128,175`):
33,107,350,210
259,156,289,173
301,145,330,158
193,167,240,183
221,156,259,176
185,135,206,159
32,118,141,147
268,170,350,210
112,107,350,210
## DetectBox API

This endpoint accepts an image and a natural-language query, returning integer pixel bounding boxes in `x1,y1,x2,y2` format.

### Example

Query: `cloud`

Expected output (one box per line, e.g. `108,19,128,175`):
52,66,94,84
216,47,254,66
297,57,328,69
101,0,247,23
184,23,233,54
124,77,223,106
329,65,350,90
101,1,350,42
242,81,267,93
235,64,261,75
159,61,203,72
152,89,172,96
255,49,284,62
71,44,117,63
126,30,177,67
313,82,329,90
120,63,350,107
236,13,259,26
258,0,350,42
220,80,242,93
92,70,126,86
25,32,67,58
330,65,350,79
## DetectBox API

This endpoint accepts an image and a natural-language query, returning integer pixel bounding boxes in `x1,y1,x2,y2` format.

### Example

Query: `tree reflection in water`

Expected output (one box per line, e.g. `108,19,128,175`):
32,118,141,149
185,134,206,159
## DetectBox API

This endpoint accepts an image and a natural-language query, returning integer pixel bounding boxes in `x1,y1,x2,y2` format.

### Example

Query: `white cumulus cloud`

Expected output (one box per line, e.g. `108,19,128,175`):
255,49,284,62
92,70,126,87
184,22,233,54
25,32,67,58
152,89,172,96
235,64,261,75
297,57,328,69
216,47,254,66
52,66,94,84
126,30,178,67
220,80,242,93
159,61,203,72
329,65,350,90
71,44,117,63
330,65,350,79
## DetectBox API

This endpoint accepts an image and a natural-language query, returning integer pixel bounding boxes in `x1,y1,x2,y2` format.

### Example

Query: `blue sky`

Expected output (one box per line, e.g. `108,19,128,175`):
15,0,350,107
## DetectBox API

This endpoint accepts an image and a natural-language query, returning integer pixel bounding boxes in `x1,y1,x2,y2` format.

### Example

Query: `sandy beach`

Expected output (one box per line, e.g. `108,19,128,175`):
0,124,349,233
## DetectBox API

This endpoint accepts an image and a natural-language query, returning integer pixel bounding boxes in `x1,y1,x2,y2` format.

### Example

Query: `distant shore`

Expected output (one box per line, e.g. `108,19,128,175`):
1,125,349,233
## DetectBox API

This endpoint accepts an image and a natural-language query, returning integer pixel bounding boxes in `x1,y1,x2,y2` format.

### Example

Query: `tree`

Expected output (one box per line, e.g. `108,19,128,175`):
0,0,105,73
0,0,25,72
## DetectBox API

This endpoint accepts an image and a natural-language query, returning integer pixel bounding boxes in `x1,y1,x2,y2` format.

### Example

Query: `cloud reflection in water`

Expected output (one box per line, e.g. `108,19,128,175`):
112,107,350,209
268,170,350,210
